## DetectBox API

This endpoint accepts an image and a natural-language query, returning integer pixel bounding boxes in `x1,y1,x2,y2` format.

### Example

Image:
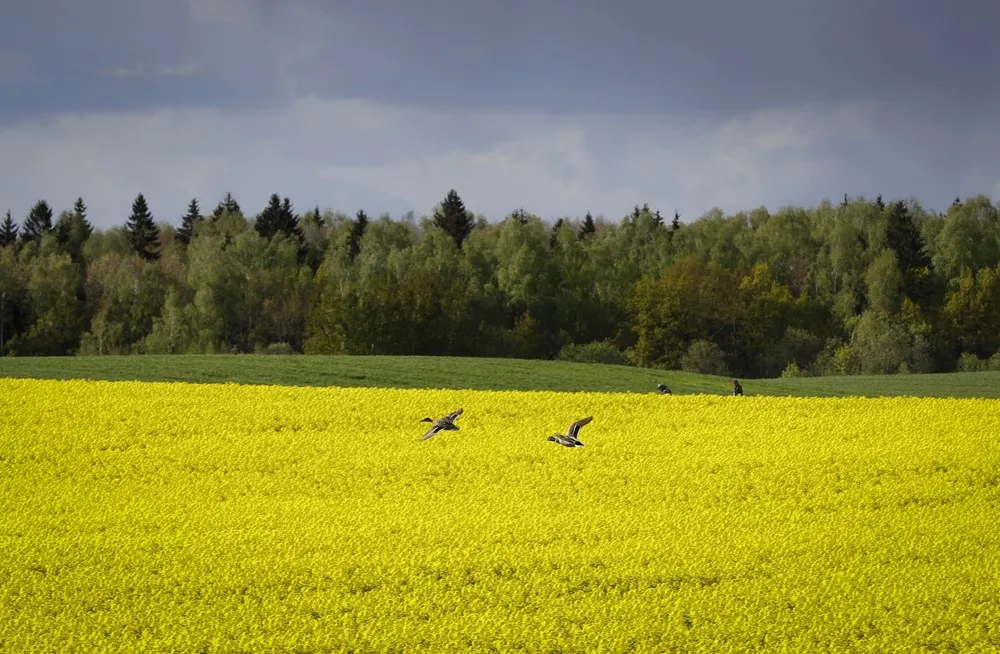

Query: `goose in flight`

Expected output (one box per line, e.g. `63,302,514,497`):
419,408,463,440
547,416,593,447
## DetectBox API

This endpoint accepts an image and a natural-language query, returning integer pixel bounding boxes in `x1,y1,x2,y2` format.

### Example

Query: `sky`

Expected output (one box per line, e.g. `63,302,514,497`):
1,0,998,229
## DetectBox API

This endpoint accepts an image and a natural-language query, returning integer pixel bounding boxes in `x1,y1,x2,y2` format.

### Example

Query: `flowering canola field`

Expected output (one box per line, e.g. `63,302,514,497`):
2,378,1000,653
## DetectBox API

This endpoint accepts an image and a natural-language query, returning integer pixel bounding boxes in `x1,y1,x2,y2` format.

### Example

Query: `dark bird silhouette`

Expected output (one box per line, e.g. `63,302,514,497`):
657,383,671,395
547,416,593,447
419,408,463,440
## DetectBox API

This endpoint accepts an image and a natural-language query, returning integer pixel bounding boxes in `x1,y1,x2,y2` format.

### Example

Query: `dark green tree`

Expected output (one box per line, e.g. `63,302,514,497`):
255,194,302,241
433,189,474,248
21,200,53,243
509,207,529,225
550,218,565,247
874,194,885,210
125,192,160,260
0,210,18,247
177,197,202,246
279,197,303,242
212,192,242,220
348,209,369,261
653,209,664,227
671,210,681,232
580,211,596,239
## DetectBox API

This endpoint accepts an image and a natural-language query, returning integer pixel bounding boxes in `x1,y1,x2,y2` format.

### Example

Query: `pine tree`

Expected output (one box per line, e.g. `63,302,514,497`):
886,200,930,272
126,192,160,260
279,197,303,242
313,205,324,227
20,199,53,243
212,192,242,220
579,211,596,239
73,197,92,237
509,207,528,225
433,189,474,248
255,194,302,241
874,194,885,210
0,210,17,247
671,210,681,232
653,209,664,227
550,218,565,247
841,193,850,208
177,197,202,246
255,193,283,239
348,209,368,261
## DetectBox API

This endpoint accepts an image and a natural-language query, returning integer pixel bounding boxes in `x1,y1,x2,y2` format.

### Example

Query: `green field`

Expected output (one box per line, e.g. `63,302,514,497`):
1,354,999,397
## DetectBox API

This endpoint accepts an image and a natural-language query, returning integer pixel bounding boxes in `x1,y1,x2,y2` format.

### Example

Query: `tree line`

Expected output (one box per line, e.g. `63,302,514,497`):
2,187,999,378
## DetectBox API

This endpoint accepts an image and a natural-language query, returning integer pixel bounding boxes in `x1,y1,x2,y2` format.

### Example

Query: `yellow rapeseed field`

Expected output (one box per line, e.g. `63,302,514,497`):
2,378,1000,653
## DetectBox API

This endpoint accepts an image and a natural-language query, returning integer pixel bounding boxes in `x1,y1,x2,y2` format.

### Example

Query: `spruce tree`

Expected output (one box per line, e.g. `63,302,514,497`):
885,200,930,272
126,192,160,260
212,191,242,220
255,193,283,239
653,208,664,227
348,209,368,261
874,193,885,210
579,211,596,239
550,218,565,247
177,197,202,246
671,210,681,232
20,199,53,243
509,207,528,225
279,197,303,242
0,210,17,247
73,197,92,236
313,205,324,227
433,189,474,248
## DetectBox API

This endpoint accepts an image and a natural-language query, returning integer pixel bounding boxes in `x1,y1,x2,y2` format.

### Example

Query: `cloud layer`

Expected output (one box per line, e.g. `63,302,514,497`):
2,94,997,228
1,0,998,227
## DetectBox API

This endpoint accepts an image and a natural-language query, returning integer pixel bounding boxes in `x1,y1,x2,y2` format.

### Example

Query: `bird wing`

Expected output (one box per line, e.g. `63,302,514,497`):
567,416,593,439
445,408,463,421
420,425,443,440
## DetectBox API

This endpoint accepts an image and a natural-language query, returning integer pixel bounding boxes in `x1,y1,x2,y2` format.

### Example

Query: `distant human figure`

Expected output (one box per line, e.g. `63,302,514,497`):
657,383,671,395
732,379,743,396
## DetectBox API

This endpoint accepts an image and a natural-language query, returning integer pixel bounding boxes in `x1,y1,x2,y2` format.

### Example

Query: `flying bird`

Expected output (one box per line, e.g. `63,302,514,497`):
547,416,593,447
419,408,463,440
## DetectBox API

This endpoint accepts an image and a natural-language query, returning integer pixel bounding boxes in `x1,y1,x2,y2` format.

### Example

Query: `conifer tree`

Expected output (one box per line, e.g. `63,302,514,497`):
212,191,242,220
671,210,681,232
550,218,565,247
126,192,160,260
579,211,596,239
348,209,369,261
20,199,53,243
177,198,202,246
0,210,17,247
433,189,474,248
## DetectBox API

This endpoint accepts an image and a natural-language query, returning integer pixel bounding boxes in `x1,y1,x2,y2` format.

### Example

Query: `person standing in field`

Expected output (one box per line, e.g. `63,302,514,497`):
732,379,743,396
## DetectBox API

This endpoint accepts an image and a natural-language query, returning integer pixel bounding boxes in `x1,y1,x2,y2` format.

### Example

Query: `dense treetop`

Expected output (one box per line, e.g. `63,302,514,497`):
1,188,999,378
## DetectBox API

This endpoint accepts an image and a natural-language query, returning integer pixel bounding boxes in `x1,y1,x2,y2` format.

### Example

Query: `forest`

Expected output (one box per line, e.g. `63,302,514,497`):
1,188,999,379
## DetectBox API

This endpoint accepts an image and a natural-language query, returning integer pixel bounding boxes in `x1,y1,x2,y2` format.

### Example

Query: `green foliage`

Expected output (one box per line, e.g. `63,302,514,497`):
681,339,730,376
433,189,474,248
557,340,630,366
20,200,53,244
6,191,1000,379
177,197,201,246
125,193,160,261
0,210,18,247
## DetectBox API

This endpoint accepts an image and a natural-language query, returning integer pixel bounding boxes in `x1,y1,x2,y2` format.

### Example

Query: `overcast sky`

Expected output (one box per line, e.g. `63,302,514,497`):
1,0,998,228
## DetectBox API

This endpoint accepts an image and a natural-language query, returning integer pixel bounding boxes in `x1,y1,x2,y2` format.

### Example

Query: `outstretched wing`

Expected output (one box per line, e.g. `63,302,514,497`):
420,425,443,441
567,416,593,439
445,408,463,422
